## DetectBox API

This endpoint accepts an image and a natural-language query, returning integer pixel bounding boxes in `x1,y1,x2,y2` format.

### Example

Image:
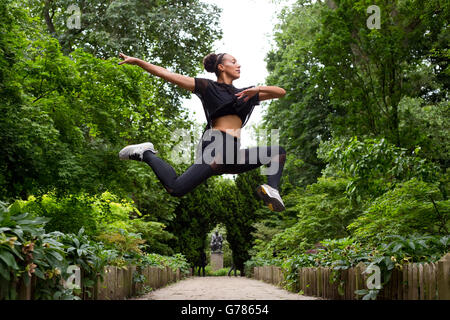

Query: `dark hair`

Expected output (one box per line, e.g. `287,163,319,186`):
203,53,226,76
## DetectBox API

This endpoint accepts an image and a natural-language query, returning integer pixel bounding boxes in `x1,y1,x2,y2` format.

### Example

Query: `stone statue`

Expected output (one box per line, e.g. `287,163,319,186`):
210,231,223,252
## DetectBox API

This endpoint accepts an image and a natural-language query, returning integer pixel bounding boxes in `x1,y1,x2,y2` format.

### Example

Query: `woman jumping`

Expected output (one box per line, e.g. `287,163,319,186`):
118,52,287,212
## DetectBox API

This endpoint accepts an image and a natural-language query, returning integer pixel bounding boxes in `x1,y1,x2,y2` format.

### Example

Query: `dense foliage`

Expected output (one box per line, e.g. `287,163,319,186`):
246,0,449,300
0,201,189,300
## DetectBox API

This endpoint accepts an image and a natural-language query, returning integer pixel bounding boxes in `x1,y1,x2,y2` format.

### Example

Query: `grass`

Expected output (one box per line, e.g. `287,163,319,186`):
199,265,241,276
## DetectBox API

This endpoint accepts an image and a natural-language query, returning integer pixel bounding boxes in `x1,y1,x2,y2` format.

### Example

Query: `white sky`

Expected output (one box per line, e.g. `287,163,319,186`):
182,0,295,148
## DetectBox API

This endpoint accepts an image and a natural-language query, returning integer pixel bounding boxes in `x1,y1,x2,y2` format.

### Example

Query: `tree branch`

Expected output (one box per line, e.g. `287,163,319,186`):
43,0,56,35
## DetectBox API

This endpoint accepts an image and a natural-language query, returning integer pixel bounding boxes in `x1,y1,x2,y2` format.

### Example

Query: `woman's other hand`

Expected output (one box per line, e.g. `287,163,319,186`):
235,87,259,102
118,53,138,65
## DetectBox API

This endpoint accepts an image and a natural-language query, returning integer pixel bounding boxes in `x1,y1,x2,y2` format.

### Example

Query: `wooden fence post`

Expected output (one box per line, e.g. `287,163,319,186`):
126,266,135,298
437,253,450,300
270,266,274,284
276,267,283,286
156,267,161,288
306,268,311,296
403,264,409,300
407,263,414,300
264,266,268,283
319,267,325,299
263,266,267,282
299,268,304,294
348,268,354,300
397,266,403,300
312,268,317,296
157,267,162,287
423,263,430,300
280,267,284,287
429,263,437,300
355,262,366,300
147,267,153,289
16,277,32,300
390,267,397,300
108,267,116,300
418,264,424,300
412,263,419,300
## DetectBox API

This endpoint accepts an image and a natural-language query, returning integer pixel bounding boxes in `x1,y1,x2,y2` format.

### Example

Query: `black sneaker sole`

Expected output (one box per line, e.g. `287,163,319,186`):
256,185,285,212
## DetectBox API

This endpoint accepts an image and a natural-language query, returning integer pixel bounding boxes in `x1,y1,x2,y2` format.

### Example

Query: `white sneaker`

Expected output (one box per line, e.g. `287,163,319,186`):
256,184,286,212
119,142,158,161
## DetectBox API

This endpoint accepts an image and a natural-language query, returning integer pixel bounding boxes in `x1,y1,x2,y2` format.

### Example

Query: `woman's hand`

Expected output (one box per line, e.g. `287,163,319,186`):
235,86,260,102
118,53,138,65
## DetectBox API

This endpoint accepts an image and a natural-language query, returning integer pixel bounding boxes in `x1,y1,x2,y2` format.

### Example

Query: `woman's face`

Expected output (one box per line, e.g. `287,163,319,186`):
218,54,241,80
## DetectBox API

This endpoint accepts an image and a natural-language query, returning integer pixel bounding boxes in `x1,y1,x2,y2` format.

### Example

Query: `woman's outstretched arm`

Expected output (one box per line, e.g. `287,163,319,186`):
235,85,286,102
257,86,286,101
119,53,195,92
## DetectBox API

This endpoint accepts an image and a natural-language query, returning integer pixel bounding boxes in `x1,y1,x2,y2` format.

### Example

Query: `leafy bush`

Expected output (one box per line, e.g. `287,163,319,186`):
204,265,241,277
318,136,441,203
12,191,177,257
139,253,190,275
348,178,449,243
107,218,176,256
247,235,449,299
9,191,138,237
251,177,361,259
0,201,78,300
1,201,190,300
97,229,146,263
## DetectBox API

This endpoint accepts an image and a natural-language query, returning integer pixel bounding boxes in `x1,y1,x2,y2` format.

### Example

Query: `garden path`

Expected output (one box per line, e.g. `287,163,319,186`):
130,276,321,300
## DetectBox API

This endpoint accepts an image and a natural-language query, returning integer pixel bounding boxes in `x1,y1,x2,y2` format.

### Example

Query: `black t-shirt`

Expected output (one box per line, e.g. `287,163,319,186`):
193,77,260,133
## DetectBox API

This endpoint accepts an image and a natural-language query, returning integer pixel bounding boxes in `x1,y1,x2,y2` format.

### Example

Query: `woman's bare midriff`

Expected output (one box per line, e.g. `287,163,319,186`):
212,114,242,138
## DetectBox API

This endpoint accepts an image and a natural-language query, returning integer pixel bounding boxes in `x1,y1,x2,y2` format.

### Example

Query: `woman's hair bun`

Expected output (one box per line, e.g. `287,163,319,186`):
203,53,219,73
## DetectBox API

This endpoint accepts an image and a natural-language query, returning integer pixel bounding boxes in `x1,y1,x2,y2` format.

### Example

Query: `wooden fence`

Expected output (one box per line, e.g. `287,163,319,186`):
6,265,191,300
253,253,450,300
253,265,284,287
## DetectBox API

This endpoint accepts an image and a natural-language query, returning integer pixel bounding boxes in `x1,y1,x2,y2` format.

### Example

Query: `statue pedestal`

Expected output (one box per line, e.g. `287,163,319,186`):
210,252,223,271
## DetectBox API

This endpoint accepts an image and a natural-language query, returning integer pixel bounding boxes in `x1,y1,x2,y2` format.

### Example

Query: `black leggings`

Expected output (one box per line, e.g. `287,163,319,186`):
142,129,286,197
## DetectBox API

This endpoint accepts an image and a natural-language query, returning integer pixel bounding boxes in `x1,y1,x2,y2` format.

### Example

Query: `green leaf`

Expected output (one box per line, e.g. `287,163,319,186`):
0,251,19,269
392,243,402,253
34,268,45,279
10,211,29,221
0,261,11,280
48,250,64,261
18,217,50,225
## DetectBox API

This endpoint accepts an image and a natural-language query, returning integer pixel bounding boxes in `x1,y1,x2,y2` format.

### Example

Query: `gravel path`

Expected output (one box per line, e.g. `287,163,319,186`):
130,276,320,300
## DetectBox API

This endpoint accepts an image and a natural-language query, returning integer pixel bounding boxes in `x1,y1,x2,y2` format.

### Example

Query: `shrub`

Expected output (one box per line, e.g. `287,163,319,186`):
9,191,138,237
0,201,78,300
348,178,449,243
204,265,241,276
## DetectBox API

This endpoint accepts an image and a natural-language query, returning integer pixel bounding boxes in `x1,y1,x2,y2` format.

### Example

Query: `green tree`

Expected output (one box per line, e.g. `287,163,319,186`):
264,0,449,190
253,176,361,259
27,0,222,80
216,170,265,275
